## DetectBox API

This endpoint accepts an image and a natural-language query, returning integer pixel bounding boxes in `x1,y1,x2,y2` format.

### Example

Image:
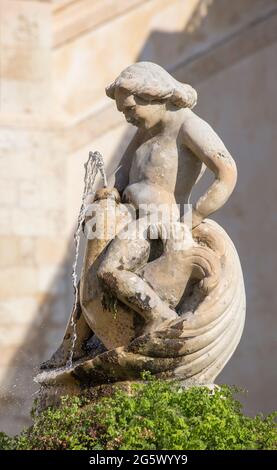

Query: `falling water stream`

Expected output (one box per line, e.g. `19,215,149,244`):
66,151,107,369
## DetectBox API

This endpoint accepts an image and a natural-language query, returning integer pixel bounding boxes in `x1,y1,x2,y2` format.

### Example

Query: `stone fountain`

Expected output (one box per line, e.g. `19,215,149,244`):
35,62,245,408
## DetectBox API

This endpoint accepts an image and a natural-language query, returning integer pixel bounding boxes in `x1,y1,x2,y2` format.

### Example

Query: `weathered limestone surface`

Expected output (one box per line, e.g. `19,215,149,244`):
36,63,246,406
0,0,70,433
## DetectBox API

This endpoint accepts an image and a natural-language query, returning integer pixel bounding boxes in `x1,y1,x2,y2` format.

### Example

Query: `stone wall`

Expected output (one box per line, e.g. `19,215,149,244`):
0,0,276,434
0,0,72,432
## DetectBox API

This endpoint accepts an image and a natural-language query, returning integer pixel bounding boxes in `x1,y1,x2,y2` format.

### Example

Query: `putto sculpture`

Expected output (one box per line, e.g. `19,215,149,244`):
36,62,245,401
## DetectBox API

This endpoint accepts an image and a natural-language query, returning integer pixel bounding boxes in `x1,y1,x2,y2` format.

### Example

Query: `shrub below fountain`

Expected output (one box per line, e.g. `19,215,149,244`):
1,375,276,450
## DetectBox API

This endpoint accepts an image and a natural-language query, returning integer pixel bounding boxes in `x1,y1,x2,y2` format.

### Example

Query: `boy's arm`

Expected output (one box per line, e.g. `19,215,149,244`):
113,129,142,197
182,111,237,228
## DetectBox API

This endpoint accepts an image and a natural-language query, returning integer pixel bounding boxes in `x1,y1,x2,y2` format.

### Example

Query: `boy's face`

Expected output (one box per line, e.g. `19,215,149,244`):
114,87,166,130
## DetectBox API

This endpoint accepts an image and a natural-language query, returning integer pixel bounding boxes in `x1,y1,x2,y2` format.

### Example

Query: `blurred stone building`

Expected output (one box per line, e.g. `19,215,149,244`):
0,0,276,434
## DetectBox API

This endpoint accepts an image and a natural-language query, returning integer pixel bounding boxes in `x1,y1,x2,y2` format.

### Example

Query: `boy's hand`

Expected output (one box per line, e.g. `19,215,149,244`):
94,187,121,203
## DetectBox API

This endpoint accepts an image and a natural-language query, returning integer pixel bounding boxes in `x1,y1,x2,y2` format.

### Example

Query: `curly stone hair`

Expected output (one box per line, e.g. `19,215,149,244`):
106,61,197,109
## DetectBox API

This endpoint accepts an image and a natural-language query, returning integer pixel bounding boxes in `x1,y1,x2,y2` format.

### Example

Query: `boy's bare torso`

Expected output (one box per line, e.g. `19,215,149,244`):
122,112,205,213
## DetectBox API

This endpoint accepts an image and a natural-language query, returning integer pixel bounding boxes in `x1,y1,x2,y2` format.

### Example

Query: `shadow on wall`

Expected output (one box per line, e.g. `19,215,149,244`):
2,0,276,433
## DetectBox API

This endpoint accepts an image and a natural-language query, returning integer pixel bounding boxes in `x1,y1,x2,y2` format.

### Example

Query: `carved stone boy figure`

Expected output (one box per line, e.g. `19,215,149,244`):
37,63,245,393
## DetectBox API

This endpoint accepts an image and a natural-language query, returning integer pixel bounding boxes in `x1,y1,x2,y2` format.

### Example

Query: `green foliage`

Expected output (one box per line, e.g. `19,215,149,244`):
1,374,276,450
0,432,14,450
